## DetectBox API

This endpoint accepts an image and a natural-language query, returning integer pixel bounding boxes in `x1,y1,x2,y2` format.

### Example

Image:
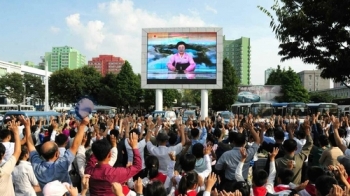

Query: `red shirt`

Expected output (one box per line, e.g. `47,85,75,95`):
85,149,142,196
151,172,167,183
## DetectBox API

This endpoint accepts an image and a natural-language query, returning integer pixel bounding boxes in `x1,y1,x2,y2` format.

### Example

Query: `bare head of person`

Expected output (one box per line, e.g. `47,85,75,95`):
41,141,59,161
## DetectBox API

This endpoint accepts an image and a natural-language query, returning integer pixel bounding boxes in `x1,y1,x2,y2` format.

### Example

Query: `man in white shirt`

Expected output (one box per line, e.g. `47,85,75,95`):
0,119,22,196
0,129,15,163
55,134,68,158
145,124,186,174
124,128,147,179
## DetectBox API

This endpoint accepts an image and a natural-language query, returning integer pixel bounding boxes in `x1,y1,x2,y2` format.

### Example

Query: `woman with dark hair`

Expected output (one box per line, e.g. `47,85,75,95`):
12,145,41,195
144,180,167,196
127,155,170,189
167,41,196,72
177,171,199,196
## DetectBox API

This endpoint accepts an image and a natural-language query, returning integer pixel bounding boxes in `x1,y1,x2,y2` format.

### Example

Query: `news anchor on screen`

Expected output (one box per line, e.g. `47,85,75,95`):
167,41,196,73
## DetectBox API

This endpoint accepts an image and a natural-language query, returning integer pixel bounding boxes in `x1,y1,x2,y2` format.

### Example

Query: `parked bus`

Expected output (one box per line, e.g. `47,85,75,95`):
307,103,338,117
68,105,117,118
0,104,35,115
2,111,60,128
94,105,117,115
286,102,308,122
332,98,350,116
271,103,288,116
250,102,273,121
231,103,252,117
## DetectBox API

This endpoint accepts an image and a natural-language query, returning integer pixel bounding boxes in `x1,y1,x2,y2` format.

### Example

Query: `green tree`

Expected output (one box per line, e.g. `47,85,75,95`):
23,74,45,103
258,0,350,86
78,66,102,99
143,89,155,109
265,65,283,85
115,61,140,108
309,92,334,103
266,66,309,102
163,89,182,107
182,90,201,106
211,58,240,111
98,72,118,106
0,73,24,104
49,66,102,104
49,68,86,104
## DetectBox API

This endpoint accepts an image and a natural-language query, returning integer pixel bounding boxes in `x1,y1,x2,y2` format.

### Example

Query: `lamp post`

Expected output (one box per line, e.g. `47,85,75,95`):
23,84,26,105
41,56,49,111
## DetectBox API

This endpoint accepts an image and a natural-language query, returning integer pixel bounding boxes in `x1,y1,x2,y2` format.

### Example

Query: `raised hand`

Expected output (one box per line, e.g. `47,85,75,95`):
269,147,279,160
127,133,139,149
18,115,31,127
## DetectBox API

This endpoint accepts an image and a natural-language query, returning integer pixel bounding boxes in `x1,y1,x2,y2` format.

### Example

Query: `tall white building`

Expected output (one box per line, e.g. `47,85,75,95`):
264,68,274,84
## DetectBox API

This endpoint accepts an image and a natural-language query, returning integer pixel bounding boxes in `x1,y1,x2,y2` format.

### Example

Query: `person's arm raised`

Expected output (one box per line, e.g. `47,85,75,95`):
8,121,21,160
19,115,36,153
70,117,90,155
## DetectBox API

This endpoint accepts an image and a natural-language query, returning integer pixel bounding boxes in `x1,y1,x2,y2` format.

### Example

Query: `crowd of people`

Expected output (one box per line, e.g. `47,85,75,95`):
0,111,350,196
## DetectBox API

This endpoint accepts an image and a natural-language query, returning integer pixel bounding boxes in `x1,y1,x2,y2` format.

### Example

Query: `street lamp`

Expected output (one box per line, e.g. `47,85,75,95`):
40,56,49,111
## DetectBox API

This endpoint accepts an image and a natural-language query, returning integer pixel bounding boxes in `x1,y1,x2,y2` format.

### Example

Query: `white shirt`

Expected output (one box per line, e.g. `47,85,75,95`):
18,125,25,139
12,161,38,196
248,142,259,161
146,141,183,174
1,142,14,163
59,147,66,158
34,128,41,146
125,139,146,169
0,155,16,196
50,130,57,141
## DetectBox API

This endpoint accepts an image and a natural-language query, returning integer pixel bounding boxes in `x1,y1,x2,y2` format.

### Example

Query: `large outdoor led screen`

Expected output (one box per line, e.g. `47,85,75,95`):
141,28,223,89
147,32,216,84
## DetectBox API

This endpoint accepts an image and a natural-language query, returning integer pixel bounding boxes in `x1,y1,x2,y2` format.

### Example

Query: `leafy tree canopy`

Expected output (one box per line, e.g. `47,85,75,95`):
309,92,334,103
163,89,182,107
266,65,309,102
115,61,140,108
23,74,45,103
259,0,350,86
0,72,24,104
211,58,240,111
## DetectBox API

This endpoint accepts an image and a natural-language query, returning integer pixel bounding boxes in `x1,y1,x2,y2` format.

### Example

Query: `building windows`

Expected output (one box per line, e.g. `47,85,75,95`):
309,75,312,80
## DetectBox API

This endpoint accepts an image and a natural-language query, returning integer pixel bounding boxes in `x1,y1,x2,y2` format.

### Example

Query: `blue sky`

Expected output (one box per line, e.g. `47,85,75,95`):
0,0,318,85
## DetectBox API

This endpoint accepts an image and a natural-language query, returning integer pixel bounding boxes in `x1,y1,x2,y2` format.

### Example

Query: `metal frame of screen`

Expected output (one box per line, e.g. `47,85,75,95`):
141,27,223,89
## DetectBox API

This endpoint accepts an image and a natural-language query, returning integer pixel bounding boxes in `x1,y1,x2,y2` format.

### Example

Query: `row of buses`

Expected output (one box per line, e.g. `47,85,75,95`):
231,102,339,122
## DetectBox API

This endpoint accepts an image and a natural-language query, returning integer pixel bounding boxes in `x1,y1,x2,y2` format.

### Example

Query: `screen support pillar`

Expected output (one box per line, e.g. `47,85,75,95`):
201,89,208,118
155,89,163,111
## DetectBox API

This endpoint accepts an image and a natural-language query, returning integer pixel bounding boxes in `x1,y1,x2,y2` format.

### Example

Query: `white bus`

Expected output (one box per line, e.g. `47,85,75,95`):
231,103,253,117
250,102,273,122
68,105,117,118
0,104,35,115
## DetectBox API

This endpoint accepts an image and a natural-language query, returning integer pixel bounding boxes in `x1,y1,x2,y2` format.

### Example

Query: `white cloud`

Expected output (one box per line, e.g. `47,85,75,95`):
63,0,316,86
205,4,217,14
50,26,61,34
65,0,213,74
65,13,105,51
